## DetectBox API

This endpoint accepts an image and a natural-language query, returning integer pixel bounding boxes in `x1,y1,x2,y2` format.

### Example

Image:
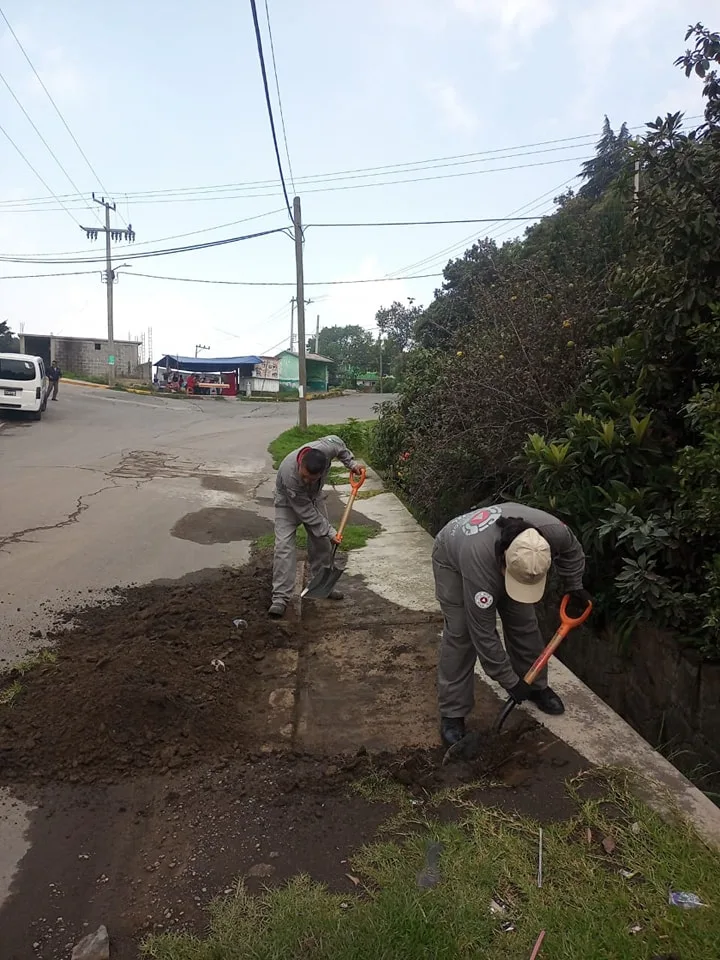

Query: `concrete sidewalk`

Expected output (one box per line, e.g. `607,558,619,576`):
343,484,720,850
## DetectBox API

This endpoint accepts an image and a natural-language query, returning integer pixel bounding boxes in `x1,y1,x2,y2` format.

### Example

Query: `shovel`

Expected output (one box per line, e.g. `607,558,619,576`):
301,467,366,599
443,593,592,765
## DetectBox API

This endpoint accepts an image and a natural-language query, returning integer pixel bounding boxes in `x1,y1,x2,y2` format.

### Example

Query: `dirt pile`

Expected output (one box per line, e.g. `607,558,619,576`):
0,554,302,784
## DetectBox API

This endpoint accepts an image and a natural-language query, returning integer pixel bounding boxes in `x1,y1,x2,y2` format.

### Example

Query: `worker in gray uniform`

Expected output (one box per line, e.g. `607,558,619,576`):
268,434,363,618
432,502,590,747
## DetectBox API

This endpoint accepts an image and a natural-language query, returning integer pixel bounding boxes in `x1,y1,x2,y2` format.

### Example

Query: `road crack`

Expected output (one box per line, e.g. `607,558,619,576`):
0,480,122,552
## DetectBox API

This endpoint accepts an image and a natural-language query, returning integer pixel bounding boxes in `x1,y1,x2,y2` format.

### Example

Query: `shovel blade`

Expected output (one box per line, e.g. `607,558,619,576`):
301,563,343,600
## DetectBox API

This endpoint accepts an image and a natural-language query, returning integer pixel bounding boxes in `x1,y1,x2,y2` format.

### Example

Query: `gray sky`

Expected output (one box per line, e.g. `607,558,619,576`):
0,0,712,360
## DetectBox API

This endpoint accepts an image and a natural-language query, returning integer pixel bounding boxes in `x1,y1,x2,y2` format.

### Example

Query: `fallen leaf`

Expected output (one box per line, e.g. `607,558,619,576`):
345,873,361,886
585,827,592,845
601,836,616,855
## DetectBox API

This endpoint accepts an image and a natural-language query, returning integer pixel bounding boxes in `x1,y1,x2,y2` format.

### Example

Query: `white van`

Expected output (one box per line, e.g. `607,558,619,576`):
0,353,49,421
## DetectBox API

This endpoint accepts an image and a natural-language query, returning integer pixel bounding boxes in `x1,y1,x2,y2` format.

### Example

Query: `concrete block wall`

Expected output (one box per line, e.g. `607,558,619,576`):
52,338,140,380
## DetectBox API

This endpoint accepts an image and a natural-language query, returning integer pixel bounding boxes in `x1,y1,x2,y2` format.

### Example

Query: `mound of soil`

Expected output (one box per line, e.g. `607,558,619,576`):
0,555,301,784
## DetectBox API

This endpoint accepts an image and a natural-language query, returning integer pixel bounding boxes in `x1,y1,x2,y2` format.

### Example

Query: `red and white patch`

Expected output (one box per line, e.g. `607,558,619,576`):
461,504,502,536
474,591,494,609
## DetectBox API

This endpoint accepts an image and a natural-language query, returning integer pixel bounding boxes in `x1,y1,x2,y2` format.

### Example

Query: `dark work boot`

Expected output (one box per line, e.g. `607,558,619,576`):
528,686,565,715
440,716,466,747
268,601,286,618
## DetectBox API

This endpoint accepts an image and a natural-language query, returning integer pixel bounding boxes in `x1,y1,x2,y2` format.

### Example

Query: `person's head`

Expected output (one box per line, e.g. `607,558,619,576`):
51,359,57,366
495,516,552,604
298,447,328,483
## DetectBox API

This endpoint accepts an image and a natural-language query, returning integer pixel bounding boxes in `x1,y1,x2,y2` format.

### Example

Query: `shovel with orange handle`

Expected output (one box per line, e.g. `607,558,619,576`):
443,593,593,765
301,467,366,599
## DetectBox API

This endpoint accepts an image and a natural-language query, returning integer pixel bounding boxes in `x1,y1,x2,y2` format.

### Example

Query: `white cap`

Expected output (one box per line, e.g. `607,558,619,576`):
504,528,552,603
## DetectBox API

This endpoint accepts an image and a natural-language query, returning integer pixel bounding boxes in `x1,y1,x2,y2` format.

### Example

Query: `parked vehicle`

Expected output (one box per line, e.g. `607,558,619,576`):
0,353,49,420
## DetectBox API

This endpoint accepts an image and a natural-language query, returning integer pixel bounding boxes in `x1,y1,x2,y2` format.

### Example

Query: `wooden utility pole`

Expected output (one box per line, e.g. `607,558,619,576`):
315,314,320,354
289,297,295,352
293,196,308,428
80,194,135,386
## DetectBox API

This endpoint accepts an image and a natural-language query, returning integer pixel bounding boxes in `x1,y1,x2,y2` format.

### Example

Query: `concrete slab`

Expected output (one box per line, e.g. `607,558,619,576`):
345,486,720,850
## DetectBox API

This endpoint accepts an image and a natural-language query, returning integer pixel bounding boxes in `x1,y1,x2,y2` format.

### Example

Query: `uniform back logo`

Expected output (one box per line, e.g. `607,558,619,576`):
461,505,502,536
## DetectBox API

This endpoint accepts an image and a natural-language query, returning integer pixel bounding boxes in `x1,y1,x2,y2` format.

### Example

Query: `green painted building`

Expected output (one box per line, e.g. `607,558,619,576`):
275,350,333,392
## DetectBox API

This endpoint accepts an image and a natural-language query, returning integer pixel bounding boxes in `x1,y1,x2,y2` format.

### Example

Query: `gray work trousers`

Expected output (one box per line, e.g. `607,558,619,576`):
434,555,547,719
271,501,333,604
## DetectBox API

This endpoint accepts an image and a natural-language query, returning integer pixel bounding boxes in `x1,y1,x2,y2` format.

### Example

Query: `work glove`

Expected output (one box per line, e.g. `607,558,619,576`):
566,588,592,619
508,679,532,704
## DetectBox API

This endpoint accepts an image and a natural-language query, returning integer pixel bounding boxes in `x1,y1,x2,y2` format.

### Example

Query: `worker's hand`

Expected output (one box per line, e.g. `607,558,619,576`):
508,680,532,704
349,463,364,478
566,588,592,619
331,532,343,545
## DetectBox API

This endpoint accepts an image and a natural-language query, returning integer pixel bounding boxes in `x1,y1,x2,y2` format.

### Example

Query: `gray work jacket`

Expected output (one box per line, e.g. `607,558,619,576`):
275,434,358,538
434,502,586,688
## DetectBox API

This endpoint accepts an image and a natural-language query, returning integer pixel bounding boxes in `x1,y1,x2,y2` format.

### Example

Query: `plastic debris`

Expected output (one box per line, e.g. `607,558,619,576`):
416,841,444,889
490,897,508,915
601,836,616,855
501,921,516,933
669,890,707,908
232,618,248,630
629,923,643,935
529,930,546,960
345,873,361,887
210,658,226,672
619,869,639,880
537,827,543,888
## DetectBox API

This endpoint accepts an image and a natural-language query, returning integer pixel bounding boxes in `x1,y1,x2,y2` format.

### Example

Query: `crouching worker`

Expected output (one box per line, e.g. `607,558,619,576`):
432,502,591,747
268,435,363,618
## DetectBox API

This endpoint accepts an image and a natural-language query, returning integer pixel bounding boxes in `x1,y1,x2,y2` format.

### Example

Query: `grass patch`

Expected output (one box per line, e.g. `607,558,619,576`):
64,371,107,385
0,680,23,707
142,771,720,960
268,419,375,469
255,524,378,553
356,489,384,500
10,648,57,676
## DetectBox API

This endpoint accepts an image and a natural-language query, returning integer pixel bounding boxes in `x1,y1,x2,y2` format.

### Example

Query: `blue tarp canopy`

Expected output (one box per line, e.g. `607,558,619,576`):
155,354,262,373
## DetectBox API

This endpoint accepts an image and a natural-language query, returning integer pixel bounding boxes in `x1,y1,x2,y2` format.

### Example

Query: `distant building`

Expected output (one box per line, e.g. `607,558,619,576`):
20,333,141,380
275,350,334,392
356,371,379,390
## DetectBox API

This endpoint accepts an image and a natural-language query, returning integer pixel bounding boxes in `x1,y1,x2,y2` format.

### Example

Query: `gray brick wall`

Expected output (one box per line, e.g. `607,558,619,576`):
51,338,140,380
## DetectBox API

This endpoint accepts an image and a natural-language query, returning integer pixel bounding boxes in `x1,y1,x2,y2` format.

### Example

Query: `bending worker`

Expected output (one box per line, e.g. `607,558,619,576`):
432,502,591,747
269,434,363,618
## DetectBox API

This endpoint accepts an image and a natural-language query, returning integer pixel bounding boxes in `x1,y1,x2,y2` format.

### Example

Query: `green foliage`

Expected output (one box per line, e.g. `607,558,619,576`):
268,419,375,469
0,320,20,352
255,524,378,553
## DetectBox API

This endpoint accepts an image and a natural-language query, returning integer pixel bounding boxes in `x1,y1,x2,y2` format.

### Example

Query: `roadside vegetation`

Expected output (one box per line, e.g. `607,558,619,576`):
369,24,720,656
142,770,720,960
255,524,378,553
268,419,375,469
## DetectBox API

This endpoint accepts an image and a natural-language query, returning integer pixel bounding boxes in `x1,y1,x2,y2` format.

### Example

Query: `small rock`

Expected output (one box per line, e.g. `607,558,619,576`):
71,924,109,960
247,863,275,878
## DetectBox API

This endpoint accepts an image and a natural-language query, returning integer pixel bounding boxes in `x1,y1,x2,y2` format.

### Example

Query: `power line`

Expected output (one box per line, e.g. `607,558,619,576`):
0,227,287,265
0,69,102,225
0,269,98,280
0,4,122,223
6,207,288,259
2,116,691,206
0,119,82,226
308,216,545,227
125,270,443,286
249,0,293,219
263,0,295,193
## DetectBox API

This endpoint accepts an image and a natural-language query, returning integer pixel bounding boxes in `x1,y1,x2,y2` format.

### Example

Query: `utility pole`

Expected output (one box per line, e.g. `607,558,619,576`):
315,314,320,354
378,331,383,395
293,196,308,429
80,194,135,386
289,298,295,352
633,157,640,220
195,343,210,358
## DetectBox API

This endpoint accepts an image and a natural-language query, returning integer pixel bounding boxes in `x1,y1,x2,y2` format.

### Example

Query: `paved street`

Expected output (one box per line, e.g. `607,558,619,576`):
0,386,385,666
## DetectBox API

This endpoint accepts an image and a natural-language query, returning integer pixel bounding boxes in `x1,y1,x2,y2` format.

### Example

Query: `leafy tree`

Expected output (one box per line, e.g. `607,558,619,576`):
307,324,376,386
0,321,20,352
579,116,633,200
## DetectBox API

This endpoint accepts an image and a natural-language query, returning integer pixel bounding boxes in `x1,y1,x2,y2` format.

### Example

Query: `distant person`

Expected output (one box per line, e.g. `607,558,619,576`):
47,360,62,401
268,435,363,618
432,502,591,747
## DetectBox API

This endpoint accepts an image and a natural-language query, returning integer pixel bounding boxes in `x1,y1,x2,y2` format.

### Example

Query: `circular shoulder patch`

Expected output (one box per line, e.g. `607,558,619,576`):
461,504,502,536
474,591,494,610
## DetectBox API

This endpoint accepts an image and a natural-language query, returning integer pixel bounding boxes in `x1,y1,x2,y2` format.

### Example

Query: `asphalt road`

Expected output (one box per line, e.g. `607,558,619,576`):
0,385,387,667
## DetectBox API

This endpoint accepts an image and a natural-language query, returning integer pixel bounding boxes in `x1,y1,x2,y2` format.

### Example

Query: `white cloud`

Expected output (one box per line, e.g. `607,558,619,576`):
428,81,478,133
453,0,557,41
